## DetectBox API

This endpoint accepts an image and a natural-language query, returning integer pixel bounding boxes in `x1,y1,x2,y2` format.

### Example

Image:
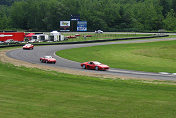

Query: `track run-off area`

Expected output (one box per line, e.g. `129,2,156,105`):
5,36,176,81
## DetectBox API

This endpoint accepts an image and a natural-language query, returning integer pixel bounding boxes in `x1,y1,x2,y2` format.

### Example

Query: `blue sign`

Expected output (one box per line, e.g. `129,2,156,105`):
77,21,87,31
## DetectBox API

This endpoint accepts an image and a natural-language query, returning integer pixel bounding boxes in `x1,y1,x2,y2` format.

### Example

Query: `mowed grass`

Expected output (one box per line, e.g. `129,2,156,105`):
61,33,153,42
56,40,176,73
1,62,176,118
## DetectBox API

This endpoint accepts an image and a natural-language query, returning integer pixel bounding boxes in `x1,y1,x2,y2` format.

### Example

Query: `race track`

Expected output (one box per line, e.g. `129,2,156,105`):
6,38,176,81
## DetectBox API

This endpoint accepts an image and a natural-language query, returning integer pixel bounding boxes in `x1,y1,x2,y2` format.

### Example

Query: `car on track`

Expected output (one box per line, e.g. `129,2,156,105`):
81,61,109,71
0,41,4,44
28,39,39,43
95,30,103,33
85,35,92,37
40,56,56,64
4,39,20,44
23,44,34,50
66,36,76,39
75,34,80,36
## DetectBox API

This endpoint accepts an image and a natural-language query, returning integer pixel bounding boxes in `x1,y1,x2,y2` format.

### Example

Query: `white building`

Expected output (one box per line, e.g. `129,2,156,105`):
49,31,62,41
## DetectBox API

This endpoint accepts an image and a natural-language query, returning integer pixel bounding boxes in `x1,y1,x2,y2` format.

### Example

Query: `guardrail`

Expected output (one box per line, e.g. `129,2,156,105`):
0,35,169,48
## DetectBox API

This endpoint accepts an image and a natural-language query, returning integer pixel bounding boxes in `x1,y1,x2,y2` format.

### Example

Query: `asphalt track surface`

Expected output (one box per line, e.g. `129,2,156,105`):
6,38,176,81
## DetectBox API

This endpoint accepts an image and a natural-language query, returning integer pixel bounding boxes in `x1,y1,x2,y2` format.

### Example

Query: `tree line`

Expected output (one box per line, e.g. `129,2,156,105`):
0,0,176,32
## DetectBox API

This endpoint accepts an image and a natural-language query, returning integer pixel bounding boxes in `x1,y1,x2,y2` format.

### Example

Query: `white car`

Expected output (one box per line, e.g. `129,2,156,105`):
0,41,4,44
4,39,19,44
28,39,37,43
95,30,103,33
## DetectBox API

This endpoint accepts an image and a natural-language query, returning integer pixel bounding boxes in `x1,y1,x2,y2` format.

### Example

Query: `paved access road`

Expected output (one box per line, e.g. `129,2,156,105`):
6,38,176,81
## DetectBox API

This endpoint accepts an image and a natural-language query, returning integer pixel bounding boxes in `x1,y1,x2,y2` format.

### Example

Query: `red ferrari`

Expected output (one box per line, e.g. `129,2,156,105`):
40,56,56,64
66,36,76,38
85,35,92,37
75,34,80,36
81,61,109,71
23,44,34,50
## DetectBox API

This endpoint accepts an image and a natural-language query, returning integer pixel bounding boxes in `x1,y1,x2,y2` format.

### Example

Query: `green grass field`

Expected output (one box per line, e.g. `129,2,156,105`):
62,33,153,42
1,62,176,118
1,36,176,118
56,40,176,73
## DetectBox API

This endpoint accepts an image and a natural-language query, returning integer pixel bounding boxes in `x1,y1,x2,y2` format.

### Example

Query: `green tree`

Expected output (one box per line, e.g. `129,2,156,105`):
172,0,176,13
131,0,163,31
159,0,170,17
0,5,11,30
163,9,176,30
6,0,176,31
10,1,27,29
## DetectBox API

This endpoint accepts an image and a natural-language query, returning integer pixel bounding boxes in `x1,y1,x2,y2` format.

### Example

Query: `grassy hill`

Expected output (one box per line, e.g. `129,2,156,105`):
0,62,176,118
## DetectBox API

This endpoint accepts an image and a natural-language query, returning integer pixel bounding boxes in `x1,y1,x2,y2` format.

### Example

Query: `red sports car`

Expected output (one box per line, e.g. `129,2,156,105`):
40,56,56,64
23,44,34,50
75,34,80,37
66,36,76,38
85,35,92,37
81,61,109,71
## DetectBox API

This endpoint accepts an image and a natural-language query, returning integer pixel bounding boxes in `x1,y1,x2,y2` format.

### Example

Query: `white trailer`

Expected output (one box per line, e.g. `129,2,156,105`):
39,34,48,41
49,31,61,41
31,35,40,41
